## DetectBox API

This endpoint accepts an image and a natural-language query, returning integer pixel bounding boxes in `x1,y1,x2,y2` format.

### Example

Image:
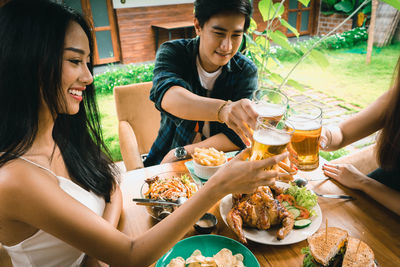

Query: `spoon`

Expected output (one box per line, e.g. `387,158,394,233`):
294,178,355,200
132,197,187,206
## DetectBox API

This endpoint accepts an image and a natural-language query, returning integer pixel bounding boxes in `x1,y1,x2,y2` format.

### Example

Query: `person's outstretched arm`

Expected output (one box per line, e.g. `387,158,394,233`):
321,90,391,151
0,149,287,267
81,185,123,267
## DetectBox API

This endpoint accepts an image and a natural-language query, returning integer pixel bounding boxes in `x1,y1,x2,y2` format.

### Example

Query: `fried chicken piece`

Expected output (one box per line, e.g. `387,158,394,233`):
276,200,294,240
227,208,246,244
227,186,294,243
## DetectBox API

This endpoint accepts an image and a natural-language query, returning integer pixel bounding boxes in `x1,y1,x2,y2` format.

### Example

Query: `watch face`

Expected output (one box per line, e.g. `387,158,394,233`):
175,147,187,159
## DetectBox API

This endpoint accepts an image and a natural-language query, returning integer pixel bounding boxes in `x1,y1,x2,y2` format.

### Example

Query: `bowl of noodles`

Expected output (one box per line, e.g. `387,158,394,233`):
140,171,200,220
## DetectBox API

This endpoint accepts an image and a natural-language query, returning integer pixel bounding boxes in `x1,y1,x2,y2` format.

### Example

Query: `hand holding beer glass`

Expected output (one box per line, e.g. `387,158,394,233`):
287,104,322,171
250,117,294,170
252,89,289,124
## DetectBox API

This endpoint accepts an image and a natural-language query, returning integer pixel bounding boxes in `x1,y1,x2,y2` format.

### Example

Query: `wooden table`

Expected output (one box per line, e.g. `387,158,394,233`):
151,21,194,51
118,160,400,267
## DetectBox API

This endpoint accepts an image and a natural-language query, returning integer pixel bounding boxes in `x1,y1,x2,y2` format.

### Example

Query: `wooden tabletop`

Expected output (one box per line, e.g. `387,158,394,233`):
118,160,400,267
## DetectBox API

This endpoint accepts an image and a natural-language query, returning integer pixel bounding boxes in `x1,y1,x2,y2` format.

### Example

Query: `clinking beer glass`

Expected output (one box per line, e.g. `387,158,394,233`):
250,117,294,170
287,104,322,171
252,89,288,124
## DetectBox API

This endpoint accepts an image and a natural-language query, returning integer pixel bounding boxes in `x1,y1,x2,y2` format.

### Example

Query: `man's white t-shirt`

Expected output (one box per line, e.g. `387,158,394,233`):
196,56,222,138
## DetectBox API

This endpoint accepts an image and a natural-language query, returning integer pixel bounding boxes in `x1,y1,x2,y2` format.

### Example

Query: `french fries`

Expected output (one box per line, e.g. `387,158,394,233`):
192,147,227,167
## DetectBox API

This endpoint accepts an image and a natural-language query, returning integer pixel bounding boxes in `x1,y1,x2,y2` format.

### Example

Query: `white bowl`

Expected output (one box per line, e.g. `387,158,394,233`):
193,159,227,180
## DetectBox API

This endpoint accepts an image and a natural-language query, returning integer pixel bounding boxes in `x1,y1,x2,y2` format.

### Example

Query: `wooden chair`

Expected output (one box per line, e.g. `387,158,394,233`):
0,244,12,267
114,82,161,171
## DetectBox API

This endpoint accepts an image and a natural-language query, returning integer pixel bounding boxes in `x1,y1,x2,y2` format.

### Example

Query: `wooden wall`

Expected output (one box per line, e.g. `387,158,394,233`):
115,4,195,64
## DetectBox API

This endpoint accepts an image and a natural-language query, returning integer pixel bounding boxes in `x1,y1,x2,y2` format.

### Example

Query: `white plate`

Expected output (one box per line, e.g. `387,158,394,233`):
219,181,322,245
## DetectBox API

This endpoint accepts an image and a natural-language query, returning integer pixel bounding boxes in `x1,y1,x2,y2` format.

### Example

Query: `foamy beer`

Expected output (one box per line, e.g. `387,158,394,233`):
252,89,288,124
287,104,322,171
250,118,294,169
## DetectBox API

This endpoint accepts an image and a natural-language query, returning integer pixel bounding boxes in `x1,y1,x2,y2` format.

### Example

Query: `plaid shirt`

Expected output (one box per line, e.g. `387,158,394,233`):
144,37,258,166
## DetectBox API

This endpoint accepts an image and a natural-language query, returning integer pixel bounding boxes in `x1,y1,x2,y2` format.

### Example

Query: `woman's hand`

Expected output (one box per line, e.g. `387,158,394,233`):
319,126,344,151
319,127,331,150
219,99,258,147
322,163,367,190
207,148,289,195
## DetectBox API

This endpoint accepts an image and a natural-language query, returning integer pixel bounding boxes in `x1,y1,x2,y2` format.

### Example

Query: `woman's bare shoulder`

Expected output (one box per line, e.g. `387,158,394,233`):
0,159,58,204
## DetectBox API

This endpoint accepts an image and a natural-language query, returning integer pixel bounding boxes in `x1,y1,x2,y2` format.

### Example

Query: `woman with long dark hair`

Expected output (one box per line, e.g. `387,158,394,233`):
321,57,400,216
0,1,286,266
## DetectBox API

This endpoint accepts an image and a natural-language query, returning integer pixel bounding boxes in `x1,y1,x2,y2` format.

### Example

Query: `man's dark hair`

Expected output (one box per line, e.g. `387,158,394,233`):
194,0,253,31
0,0,117,201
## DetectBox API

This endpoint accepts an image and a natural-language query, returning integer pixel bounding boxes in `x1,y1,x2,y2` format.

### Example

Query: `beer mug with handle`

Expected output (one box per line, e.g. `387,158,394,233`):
287,104,322,171
250,117,294,170
252,88,289,124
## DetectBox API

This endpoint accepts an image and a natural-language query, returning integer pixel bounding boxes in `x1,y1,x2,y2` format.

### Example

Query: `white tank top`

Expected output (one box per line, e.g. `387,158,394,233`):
2,157,106,267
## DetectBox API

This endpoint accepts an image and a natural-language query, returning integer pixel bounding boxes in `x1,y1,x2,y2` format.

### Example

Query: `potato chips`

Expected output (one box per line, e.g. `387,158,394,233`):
192,147,227,167
166,248,244,267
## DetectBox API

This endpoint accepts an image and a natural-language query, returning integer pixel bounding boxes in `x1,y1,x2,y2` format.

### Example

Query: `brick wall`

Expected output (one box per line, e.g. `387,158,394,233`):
115,4,194,64
318,14,353,35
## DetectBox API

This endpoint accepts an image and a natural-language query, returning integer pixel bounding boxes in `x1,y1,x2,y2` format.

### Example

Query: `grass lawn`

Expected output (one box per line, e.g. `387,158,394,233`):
97,42,400,162
272,42,400,108
97,94,122,161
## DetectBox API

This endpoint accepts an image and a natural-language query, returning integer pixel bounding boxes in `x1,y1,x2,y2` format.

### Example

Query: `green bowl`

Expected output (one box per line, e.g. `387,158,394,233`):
155,234,260,267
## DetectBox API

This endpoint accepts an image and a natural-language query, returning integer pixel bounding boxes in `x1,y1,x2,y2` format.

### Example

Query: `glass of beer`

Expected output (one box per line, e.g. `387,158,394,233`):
250,117,294,170
252,88,289,124
287,104,322,171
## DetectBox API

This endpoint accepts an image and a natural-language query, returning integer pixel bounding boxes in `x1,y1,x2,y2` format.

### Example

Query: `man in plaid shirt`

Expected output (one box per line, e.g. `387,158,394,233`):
144,0,259,166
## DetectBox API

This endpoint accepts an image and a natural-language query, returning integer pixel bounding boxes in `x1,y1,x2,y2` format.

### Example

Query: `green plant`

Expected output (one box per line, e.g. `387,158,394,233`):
324,27,368,49
244,0,331,91
94,63,154,95
245,0,400,92
321,0,371,15
320,148,350,161
262,27,368,63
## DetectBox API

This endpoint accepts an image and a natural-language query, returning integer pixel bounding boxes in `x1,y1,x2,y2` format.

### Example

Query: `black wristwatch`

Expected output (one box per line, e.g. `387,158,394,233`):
174,146,188,160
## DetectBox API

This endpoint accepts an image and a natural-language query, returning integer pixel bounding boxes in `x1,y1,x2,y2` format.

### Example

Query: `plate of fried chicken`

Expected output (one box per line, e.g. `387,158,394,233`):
219,182,322,245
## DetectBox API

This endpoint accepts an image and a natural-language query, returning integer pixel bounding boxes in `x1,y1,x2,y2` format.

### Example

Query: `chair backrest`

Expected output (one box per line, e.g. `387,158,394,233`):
114,82,161,170
0,244,12,267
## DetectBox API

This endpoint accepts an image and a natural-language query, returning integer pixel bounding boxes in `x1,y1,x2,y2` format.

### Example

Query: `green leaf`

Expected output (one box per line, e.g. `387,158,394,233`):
321,11,335,15
269,73,284,84
280,18,299,37
276,120,286,130
286,79,306,91
323,0,337,6
381,0,400,10
248,18,257,33
244,33,257,46
269,30,296,53
309,50,329,69
273,2,285,17
255,36,268,49
361,4,372,14
299,45,308,54
334,0,354,13
298,0,311,7
259,0,274,21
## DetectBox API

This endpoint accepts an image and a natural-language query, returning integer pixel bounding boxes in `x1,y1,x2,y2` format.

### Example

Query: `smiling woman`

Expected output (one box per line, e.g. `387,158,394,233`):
62,24,93,114
0,1,290,267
